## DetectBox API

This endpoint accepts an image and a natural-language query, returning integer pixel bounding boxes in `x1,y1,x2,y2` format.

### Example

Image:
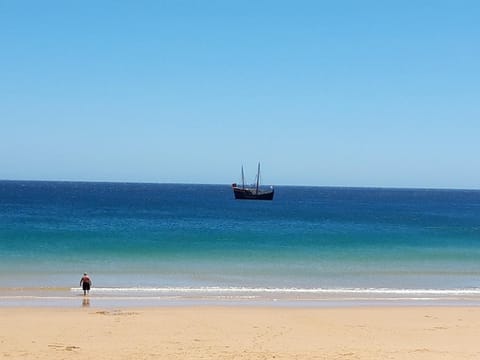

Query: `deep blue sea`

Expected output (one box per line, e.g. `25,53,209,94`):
1,181,480,307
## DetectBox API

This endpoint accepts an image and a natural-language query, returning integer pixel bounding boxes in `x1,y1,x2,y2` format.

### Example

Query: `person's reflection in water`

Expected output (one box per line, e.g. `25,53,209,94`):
82,297,90,307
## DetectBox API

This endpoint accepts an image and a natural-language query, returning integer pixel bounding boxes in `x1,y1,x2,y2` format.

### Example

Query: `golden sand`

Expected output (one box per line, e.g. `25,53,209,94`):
1,306,480,359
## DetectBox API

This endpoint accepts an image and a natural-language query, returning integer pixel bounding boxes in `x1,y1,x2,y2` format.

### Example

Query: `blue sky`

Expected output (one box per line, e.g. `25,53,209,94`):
1,1,478,188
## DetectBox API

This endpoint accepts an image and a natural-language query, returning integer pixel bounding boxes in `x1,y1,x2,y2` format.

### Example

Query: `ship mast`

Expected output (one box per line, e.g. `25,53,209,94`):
241,165,245,189
256,162,260,195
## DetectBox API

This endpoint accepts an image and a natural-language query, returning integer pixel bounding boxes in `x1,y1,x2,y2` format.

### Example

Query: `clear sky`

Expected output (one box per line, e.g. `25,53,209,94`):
1,1,478,188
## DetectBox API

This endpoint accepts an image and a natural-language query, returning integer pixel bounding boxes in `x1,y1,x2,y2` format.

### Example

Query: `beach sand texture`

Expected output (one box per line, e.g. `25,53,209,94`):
1,306,480,359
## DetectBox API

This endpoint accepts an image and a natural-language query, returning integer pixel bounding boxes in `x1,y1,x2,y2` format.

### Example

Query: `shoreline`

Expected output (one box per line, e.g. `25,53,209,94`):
2,306,480,359
2,297,480,309
2,285,480,308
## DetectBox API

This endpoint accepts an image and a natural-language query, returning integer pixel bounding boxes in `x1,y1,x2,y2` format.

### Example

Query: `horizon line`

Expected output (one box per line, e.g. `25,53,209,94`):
1,178,478,192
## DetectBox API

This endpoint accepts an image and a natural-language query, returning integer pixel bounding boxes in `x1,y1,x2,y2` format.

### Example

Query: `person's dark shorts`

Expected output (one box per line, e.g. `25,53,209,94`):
83,282,90,291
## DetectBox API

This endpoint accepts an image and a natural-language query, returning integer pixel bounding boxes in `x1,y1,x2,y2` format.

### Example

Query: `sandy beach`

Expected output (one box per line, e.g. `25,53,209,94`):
1,306,479,359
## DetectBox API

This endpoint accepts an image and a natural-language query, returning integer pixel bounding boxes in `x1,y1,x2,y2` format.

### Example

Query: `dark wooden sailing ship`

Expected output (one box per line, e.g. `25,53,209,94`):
232,163,274,200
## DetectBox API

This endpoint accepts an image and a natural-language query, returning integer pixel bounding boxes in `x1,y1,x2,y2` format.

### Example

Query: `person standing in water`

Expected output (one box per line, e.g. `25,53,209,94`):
80,273,92,296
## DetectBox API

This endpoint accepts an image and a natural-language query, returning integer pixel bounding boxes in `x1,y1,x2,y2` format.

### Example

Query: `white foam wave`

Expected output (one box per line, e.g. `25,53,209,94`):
70,286,480,296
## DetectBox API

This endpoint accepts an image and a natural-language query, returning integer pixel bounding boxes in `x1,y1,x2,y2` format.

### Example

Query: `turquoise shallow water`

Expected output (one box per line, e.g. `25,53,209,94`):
1,181,480,306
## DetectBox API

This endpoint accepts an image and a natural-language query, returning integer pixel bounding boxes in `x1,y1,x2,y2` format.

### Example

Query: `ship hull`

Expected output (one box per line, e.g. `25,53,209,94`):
232,187,274,200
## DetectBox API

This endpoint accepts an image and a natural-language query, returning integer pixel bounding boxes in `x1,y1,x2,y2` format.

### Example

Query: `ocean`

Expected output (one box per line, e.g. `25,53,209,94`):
1,180,480,307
